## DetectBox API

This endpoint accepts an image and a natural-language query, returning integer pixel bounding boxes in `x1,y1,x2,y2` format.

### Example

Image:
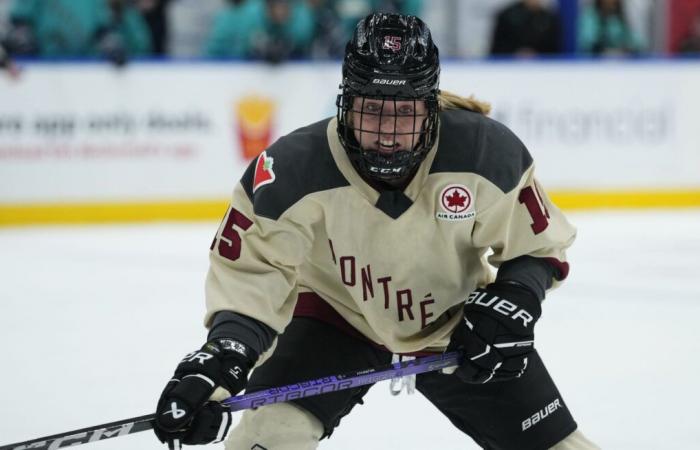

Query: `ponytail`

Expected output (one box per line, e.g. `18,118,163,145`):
438,90,491,115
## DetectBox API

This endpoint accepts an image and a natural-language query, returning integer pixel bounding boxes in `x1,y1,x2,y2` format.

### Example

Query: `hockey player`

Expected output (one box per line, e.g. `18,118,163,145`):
153,13,599,450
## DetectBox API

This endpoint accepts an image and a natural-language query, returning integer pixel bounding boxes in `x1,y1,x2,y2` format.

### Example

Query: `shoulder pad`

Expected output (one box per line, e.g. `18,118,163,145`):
240,118,349,220
430,109,533,193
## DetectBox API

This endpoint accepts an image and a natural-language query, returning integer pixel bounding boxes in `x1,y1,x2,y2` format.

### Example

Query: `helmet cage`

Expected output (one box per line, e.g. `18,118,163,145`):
336,90,439,181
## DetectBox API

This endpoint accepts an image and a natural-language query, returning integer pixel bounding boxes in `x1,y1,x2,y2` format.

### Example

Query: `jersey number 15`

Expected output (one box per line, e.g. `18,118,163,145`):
210,207,253,261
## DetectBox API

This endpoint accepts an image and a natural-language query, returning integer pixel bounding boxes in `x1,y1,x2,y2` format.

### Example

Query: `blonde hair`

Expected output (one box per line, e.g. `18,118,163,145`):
438,90,491,116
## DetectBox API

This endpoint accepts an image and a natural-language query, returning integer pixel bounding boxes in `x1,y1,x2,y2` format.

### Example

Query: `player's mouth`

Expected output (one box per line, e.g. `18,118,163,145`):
376,139,401,154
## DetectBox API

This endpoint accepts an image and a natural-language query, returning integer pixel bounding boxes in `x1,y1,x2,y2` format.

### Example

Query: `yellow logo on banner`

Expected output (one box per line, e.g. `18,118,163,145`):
235,95,276,160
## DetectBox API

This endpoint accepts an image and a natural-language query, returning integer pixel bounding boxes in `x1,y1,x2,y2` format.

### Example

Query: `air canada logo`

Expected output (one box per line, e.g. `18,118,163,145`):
437,184,475,221
383,35,402,52
253,151,275,193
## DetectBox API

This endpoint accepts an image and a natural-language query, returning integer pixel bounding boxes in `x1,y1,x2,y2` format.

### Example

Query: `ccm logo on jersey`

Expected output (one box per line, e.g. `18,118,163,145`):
522,398,563,431
466,290,534,327
253,151,276,193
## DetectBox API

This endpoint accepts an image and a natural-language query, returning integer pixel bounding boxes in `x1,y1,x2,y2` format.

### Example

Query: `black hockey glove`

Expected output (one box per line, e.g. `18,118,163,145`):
153,338,255,448
447,282,542,384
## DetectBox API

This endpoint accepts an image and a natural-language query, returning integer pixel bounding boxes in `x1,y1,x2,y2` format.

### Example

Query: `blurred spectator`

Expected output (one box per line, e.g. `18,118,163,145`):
137,0,173,56
0,39,15,74
4,0,151,62
205,0,314,63
335,0,422,42
266,0,424,60
0,0,10,28
167,0,224,57
104,0,153,62
307,0,346,58
374,0,422,15
577,0,644,56
5,0,107,57
204,0,249,58
490,0,561,57
678,10,700,55
250,0,314,62
0,39,7,64
0,2,8,61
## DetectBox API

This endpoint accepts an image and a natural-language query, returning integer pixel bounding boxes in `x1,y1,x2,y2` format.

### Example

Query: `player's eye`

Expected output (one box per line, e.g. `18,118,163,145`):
397,105,414,115
363,103,382,113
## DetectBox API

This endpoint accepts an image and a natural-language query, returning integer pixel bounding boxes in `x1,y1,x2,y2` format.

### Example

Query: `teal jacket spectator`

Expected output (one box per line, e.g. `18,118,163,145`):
9,0,110,56
205,0,314,61
108,0,153,57
205,0,256,58
577,0,644,56
7,0,151,58
335,0,423,41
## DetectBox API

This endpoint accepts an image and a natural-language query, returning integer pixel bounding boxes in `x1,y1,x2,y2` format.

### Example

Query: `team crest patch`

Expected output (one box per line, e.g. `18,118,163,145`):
436,184,475,221
253,151,275,193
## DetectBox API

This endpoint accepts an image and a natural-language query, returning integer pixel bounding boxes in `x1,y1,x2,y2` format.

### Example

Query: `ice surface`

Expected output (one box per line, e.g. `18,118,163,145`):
1,210,699,449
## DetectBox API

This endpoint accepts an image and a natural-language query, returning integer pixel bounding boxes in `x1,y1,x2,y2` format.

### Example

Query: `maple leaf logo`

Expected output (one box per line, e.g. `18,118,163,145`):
439,185,472,214
446,189,467,209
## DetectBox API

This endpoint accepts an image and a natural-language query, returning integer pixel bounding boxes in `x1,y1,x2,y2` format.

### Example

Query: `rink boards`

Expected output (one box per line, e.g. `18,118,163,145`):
1,60,699,225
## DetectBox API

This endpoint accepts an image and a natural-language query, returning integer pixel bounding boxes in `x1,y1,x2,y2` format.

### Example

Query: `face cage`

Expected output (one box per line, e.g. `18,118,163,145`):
336,93,439,182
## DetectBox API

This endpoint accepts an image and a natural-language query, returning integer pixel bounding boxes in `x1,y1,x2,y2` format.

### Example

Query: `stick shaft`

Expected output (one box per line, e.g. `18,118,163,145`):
223,351,461,411
0,352,461,450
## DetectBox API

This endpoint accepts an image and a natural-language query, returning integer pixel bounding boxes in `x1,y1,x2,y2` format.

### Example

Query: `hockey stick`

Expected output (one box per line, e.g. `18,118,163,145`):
0,352,462,450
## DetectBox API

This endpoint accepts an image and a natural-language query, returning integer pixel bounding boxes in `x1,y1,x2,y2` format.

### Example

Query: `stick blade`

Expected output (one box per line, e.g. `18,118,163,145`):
0,414,155,450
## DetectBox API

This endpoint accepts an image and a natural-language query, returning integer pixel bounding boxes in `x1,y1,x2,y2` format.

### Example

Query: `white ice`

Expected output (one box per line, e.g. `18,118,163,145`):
1,210,699,449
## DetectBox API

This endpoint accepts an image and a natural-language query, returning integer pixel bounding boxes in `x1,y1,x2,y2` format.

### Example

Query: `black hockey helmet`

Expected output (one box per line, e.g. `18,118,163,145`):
336,13,440,182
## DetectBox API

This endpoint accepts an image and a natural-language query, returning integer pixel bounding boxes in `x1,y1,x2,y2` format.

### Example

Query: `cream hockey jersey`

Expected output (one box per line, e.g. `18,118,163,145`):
204,108,576,354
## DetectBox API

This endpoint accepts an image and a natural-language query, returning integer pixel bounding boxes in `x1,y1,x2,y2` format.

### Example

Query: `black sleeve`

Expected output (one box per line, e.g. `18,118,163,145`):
495,256,557,301
207,311,277,359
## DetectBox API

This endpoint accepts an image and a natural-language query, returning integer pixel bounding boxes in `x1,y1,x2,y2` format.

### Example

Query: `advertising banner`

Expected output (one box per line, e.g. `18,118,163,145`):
0,61,698,221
